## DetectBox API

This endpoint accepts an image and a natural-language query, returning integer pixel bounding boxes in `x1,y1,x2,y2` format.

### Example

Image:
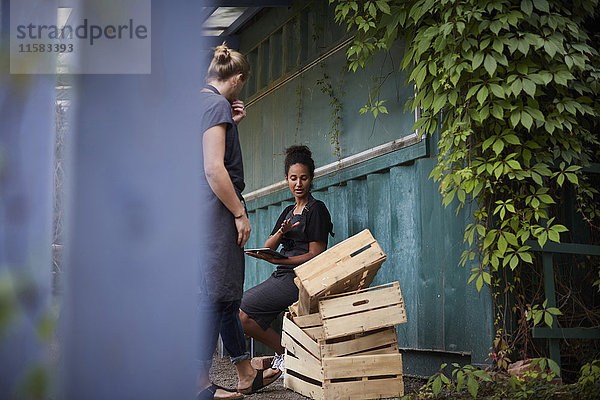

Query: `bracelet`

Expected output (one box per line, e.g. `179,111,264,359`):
234,213,244,219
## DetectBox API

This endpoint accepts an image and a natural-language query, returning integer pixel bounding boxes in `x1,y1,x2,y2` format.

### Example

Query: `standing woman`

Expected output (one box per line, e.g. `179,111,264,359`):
197,43,280,400
240,145,334,370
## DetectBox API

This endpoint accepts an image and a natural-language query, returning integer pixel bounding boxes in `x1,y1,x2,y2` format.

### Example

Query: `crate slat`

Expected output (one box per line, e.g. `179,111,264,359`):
282,332,321,365
284,349,323,381
320,327,398,358
282,313,320,359
322,304,406,339
322,376,404,400
353,345,399,356
292,312,322,328
303,249,385,296
284,368,324,400
319,282,403,319
322,353,403,380
294,229,376,285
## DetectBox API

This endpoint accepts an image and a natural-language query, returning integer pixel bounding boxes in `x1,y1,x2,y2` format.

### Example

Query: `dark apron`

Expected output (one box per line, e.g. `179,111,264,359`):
277,196,316,272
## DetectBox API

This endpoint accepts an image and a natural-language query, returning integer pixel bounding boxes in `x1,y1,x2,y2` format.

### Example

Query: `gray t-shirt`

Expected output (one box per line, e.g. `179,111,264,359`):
198,86,245,195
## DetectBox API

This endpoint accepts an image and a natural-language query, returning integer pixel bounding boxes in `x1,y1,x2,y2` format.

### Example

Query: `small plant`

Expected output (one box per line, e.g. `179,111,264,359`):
315,64,344,161
403,363,492,399
579,360,600,386
525,299,562,328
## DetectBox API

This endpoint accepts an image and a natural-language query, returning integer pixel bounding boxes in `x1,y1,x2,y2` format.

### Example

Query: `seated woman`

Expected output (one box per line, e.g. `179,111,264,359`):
240,145,333,370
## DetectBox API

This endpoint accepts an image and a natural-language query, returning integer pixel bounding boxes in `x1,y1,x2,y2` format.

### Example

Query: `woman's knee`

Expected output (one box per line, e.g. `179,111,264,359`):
239,310,251,329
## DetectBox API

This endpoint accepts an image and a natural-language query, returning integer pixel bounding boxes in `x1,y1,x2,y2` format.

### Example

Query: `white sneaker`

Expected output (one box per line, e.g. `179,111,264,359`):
271,353,285,377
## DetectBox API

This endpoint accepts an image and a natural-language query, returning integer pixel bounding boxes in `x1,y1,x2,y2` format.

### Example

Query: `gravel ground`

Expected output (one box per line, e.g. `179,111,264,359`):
209,355,425,399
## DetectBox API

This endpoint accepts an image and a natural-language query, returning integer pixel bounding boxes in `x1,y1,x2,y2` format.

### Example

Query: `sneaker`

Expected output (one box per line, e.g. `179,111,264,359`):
271,353,285,375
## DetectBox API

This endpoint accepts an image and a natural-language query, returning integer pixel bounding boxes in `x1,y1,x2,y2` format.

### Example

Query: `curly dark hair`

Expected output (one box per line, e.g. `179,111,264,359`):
284,145,315,178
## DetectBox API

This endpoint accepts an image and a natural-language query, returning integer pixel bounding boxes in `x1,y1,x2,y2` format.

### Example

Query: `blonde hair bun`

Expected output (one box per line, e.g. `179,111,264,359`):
213,43,231,64
206,41,250,82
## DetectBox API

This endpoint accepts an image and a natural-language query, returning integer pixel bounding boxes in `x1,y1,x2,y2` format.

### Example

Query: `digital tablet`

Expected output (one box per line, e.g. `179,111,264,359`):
244,248,288,259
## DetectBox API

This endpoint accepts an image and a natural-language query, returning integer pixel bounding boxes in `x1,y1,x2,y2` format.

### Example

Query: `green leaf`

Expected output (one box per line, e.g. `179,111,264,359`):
548,229,560,242
491,104,504,119
547,307,562,316
504,134,520,145
476,274,484,291
548,359,561,377
474,370,493,381
538,231,548,247
510,110,521,127
482,136,496,151
433,95,447,114
522,0,533,15
510,254,519,269
498,234,508,254
522,79,536,97
467,376,478,398
483,231,496,249
376,0,391,14
489,83,504,98
432,375,442,395
552,224,568,232
511,78,523,96
533,0,550,13
538,194,555,204
544,312,554,327
457,189,466,203
448,90,458,106
368,3,377,17
472,52,484,70
521,111,533,130
467,84,482,100
440,373,451,384
457,371,465,391
505,232,518,246
484,54,497,76
520,252,533,263
493,139,505,155
544,40,558,58
477,86,489,106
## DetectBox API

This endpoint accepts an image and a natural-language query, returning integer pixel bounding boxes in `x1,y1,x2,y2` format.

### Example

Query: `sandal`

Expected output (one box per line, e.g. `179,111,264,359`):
238,368,282,395
197,383,243,400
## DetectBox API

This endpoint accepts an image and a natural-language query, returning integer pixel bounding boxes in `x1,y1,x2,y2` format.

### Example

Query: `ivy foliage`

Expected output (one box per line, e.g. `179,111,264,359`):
330,0,600,301
403,358,600,399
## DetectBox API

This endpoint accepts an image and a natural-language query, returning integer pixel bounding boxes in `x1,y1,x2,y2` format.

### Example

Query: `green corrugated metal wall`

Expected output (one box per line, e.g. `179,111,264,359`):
236,0,494,376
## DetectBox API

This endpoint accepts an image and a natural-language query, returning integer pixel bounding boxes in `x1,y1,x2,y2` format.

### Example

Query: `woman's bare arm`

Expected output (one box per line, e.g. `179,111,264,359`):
203,124,251,247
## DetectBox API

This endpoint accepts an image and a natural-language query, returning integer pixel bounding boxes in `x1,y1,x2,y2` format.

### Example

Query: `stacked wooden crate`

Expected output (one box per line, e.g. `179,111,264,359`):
283,230,407,400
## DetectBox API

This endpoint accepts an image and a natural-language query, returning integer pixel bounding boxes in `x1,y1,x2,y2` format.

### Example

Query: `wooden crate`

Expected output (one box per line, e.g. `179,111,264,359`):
321,353,404,400
282,312,400,359
282,311,404,400
284,350,404,400
294,229,386,315
319,282,407,339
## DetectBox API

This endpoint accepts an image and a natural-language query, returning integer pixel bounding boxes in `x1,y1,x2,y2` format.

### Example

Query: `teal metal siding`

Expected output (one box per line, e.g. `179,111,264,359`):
236,0,494,376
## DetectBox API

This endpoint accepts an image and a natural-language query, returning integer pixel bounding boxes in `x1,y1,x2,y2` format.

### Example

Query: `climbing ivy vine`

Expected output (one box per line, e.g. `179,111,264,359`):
330,0,600,363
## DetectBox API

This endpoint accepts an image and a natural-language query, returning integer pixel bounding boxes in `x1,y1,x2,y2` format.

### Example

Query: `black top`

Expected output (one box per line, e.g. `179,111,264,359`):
271,195,334,267
198,85,245,195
